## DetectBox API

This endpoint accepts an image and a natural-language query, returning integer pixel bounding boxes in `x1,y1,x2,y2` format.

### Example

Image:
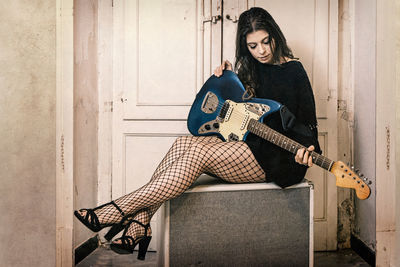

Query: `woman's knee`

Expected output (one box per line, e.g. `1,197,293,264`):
173,136,192,146
186,141,212,155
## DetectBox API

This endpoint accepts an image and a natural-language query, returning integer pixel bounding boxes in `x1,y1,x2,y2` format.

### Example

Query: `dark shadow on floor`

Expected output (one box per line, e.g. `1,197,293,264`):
77,247,370,267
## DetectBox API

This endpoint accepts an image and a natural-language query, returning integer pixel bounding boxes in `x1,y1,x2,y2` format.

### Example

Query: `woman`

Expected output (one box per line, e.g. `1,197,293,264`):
74,7,320,260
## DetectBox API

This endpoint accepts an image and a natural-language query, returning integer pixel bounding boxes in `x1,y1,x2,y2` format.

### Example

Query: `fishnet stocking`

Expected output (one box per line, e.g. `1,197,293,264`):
116,139,265,213
76,136,221,224
112,137,265,243
150,136,221,180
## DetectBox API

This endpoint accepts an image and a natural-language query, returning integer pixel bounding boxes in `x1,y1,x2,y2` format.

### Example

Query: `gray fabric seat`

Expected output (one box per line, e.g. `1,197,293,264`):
161,174,314,267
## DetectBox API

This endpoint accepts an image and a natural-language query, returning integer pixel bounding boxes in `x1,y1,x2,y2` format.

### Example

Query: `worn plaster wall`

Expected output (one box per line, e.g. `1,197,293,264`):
337,0,355,249
396,1,400,261
0,1,56,266
396,28,400,266
396,10,400,263
73,0,99,247
353,0,376,252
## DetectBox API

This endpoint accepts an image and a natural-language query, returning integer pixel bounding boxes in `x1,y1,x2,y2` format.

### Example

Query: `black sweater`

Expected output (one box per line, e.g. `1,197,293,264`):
244,60,321,188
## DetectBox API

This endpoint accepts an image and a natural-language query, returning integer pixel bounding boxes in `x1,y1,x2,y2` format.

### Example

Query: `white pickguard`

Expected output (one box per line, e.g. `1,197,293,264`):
219,100,269,141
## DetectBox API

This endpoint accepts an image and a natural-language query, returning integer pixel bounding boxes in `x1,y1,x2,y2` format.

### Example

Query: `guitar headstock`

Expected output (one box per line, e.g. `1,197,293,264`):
330,161,371,200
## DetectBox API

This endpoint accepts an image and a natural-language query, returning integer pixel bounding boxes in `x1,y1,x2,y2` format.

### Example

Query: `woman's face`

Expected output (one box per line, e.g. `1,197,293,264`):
246,30,273,64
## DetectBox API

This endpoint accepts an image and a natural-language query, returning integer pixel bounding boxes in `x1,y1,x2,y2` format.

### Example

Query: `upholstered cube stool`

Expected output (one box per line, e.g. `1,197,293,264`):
158,174,314,267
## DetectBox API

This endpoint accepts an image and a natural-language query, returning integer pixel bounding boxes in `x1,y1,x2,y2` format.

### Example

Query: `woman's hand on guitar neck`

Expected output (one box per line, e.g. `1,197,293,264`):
295,145,315,167
214,60,233,77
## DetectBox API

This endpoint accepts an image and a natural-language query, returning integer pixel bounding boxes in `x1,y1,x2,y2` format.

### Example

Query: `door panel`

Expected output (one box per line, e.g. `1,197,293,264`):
122,0,221,120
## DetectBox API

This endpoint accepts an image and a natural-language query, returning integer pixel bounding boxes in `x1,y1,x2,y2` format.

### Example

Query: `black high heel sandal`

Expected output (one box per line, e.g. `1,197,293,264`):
74,201,126,234
110,219,152,260
103,213,138,241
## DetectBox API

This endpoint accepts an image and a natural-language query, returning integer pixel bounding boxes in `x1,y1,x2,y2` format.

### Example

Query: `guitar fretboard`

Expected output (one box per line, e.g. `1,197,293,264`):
248,119,334,171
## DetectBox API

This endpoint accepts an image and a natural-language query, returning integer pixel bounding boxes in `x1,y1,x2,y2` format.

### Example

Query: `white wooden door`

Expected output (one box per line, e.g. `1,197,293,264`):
112,0,222,251
112,0,337,252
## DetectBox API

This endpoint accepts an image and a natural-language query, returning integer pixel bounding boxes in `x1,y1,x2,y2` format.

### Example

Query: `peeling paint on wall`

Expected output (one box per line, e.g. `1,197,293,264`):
338,198,354,248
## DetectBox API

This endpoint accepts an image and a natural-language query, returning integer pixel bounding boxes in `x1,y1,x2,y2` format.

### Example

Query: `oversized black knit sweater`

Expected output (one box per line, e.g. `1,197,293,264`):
244,60,321,188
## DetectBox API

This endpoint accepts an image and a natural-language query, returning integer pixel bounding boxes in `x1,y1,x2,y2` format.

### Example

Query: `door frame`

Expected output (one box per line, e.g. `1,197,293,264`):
61,1,400,264
375,0,398,265
56,0,74,266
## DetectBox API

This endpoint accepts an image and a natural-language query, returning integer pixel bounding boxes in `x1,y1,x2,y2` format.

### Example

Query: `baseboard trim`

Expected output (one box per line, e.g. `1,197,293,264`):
350,234,375,266
75,235,100,265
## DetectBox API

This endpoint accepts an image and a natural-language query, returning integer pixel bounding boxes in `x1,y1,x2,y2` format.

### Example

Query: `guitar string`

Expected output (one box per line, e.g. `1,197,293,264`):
204,98,333,169
207,99,369,189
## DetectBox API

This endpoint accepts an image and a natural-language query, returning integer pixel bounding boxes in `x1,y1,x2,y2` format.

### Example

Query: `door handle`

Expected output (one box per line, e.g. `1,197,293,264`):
226,14,238,23
202,15,222,24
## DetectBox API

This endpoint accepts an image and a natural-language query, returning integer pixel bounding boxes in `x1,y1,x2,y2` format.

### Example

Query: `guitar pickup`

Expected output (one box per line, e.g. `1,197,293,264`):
240,114,249,130
224,102,234,122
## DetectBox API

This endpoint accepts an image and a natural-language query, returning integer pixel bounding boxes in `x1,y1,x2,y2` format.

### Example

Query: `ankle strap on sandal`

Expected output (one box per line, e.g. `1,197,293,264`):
111,201,125,217
131,219,150,236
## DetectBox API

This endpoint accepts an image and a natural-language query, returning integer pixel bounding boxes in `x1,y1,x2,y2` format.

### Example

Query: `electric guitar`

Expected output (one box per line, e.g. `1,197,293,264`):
187,71,371,200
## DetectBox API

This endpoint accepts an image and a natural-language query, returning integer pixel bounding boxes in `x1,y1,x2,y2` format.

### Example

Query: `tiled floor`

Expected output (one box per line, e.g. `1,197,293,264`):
77,246,370,267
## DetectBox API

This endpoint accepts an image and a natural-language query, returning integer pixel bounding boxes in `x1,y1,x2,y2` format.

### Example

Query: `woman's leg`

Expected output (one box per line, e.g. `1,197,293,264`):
150,136,221,180
113,141,265,242
76,136,222,225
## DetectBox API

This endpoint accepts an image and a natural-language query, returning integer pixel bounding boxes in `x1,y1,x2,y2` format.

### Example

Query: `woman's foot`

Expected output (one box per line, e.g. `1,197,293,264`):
74,201,125,232
110,219,152,260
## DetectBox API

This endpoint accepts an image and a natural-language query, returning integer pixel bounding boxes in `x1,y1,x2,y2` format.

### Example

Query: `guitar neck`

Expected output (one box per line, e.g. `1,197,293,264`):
248,119,334,171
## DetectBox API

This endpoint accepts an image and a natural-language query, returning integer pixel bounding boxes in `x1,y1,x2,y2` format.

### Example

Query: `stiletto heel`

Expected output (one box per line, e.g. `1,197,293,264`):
110,219,152,259
137,236,152,260
103,223,124,241
74,201,125,233
103,213,138,241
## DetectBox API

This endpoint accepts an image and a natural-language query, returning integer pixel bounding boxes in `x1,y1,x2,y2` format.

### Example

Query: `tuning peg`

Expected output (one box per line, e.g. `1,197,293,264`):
368,180,372,185
351,165,354,170
355,169,359,173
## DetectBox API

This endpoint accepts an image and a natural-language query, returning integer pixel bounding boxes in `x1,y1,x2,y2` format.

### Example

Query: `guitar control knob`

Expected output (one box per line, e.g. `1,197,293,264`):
205,124,211,130
213,123,219,129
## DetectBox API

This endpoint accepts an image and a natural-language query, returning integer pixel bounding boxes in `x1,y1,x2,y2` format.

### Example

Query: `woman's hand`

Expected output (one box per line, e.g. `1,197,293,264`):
295,145,315,167
213,60,233,77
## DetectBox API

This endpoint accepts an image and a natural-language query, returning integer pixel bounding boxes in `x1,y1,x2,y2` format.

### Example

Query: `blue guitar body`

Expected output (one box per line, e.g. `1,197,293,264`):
187,71,282,141
187,71,373,199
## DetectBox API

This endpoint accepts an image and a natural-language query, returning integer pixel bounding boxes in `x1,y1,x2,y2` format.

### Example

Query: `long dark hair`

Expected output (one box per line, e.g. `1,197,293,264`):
235,7,294,99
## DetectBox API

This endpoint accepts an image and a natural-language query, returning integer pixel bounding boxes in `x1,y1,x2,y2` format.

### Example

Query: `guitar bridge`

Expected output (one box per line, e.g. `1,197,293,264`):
246,102,270,116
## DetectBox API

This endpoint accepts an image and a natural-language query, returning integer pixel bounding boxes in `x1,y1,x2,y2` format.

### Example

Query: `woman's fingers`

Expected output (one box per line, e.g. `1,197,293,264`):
303,149,309,165
295,145,315,167
225,60,233,70
295,148,305,164
214,60,233,77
